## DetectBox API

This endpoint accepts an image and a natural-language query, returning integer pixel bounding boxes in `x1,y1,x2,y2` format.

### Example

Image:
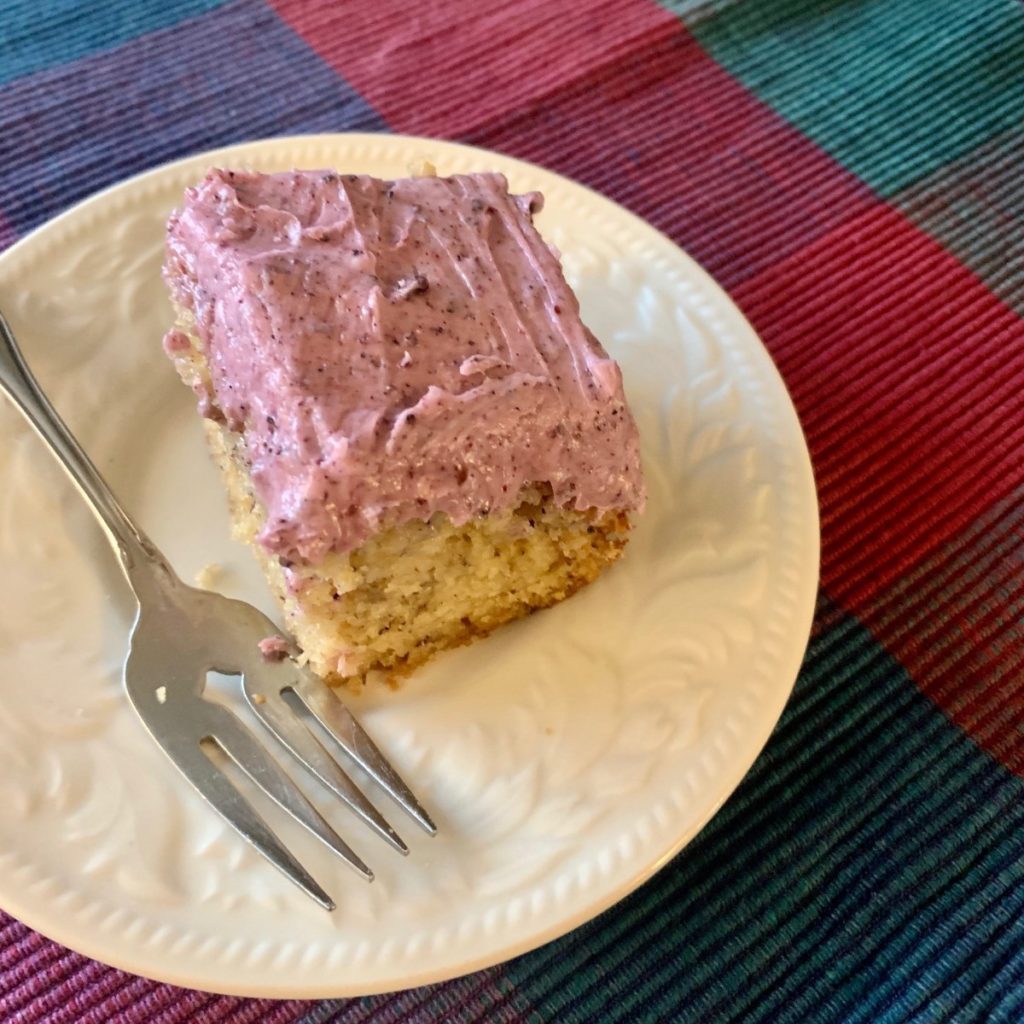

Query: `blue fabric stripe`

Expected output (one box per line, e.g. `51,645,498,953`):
0,0,229,87
0,0,385,237
499,602,1024,1022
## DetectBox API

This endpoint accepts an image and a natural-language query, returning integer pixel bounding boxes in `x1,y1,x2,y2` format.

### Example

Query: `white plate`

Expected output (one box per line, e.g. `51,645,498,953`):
0,134,818,997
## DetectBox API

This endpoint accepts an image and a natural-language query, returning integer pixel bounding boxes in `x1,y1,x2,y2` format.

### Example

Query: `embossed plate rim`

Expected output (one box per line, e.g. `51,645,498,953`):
0,134,819,997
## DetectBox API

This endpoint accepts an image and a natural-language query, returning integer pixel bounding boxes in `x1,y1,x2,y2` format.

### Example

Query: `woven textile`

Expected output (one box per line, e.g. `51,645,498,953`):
3,0,1024,1020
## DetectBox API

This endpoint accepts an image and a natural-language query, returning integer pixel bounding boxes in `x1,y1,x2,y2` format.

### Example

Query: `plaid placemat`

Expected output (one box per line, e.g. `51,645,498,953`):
3,1,1024,1020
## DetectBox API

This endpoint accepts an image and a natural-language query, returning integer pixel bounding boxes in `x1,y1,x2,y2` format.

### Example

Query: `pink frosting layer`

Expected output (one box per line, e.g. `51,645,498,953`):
164,169,645,563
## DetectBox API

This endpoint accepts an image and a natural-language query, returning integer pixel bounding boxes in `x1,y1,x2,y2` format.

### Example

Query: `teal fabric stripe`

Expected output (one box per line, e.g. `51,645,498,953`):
0,0,228,87
668,0,1024,198
501,603,1024,1022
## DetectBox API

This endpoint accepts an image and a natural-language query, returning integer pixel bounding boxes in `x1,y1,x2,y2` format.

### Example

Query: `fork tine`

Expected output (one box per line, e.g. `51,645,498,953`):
290,673,438,835
199,703,374,881
242,682,409,855
159,735,336,910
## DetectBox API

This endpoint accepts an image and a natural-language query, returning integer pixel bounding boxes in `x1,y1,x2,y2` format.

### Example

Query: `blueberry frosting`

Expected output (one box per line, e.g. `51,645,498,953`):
165,169,645,562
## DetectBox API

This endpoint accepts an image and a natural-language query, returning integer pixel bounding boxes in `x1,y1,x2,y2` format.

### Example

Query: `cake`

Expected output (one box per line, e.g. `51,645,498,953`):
162,167,645,687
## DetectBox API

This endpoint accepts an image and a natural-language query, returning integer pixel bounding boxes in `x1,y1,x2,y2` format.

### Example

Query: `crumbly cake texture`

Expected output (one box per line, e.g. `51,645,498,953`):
163,169,644,687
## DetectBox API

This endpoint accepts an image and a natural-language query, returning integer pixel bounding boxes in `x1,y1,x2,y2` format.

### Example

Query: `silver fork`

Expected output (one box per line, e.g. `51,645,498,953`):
0,310,436,910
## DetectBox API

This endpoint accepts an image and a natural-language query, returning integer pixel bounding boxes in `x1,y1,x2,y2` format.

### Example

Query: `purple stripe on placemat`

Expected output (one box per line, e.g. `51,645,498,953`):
0,0,384,237
1,907,543,1023
295,966,538,1023
0,913,311,1024
0,210,17,252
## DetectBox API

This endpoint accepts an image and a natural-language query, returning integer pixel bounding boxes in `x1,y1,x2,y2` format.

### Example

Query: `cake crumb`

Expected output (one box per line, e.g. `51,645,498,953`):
251,693,267,705
258,635,290,661
194,562,222,589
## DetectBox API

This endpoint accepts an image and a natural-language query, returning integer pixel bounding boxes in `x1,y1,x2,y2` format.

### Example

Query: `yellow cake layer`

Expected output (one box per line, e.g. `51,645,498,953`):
169,322,631,688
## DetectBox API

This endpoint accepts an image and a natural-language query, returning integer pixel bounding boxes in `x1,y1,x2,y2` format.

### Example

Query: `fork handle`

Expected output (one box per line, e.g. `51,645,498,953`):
0,310,168,577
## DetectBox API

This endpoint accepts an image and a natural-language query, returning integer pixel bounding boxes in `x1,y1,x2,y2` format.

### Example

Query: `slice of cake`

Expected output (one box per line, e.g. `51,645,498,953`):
163,168,645,687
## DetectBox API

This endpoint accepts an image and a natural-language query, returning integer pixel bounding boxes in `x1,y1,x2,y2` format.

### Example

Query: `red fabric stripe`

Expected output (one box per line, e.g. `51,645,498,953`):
269,0,677,137
466,26,876,289
734,203,1024,608
855,492,1024,774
